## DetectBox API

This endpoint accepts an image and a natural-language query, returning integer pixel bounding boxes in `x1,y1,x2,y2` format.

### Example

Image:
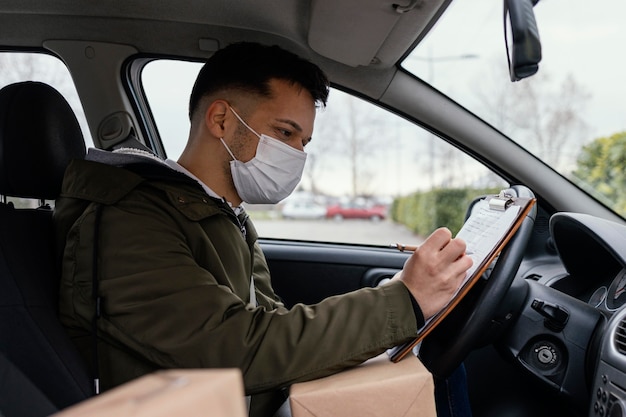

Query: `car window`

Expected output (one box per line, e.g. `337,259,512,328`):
0,51,92,207
142,59,509,246
404,0,626,219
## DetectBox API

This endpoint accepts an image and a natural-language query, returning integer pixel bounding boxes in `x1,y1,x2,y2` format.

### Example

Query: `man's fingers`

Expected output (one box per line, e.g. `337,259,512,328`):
421,228,468,263
423,227,452,251
441,238,468,261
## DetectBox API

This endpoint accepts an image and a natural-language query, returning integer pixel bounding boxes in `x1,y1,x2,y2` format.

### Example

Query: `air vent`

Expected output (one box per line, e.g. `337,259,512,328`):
614,318,626,355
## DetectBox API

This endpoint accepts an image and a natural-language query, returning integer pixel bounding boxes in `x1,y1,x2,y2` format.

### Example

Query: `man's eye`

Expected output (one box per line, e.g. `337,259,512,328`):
278,128,292,138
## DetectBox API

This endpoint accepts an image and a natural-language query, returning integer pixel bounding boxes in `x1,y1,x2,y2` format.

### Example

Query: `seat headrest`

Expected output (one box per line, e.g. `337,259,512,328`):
0,82,86,200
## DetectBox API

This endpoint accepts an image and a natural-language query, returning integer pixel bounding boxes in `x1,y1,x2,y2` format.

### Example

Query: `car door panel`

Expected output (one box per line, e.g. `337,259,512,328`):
260,240,409,308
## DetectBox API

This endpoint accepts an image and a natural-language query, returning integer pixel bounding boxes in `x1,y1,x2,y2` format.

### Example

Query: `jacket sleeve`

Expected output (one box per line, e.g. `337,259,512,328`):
62,189,421,395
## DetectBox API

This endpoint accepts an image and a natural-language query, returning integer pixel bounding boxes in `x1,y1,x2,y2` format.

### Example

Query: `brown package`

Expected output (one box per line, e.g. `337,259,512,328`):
289,354,436,417
53,369,247,417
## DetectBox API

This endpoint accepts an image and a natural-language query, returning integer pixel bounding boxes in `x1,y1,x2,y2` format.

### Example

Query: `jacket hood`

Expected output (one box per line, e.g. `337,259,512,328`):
86,147,167,167
60,148,202,205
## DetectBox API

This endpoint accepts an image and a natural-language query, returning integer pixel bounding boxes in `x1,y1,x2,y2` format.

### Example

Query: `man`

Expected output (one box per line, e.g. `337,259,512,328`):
55,42,472,416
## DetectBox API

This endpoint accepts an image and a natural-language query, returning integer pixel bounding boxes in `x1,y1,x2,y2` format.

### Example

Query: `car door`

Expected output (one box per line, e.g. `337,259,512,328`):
261,239,409,307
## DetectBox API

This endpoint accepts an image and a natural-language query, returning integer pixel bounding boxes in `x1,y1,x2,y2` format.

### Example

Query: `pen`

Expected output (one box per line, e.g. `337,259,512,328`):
390,243,418,252
391,243,473,255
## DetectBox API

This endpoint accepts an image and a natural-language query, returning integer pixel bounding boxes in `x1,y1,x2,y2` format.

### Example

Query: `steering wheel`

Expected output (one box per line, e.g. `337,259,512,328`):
418,185,537,378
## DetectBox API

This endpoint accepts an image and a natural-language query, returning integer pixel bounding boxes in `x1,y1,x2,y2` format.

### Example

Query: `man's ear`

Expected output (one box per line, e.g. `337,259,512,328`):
204,100,230,138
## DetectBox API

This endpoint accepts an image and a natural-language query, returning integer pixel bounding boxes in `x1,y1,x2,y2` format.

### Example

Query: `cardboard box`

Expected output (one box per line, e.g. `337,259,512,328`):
53,369,247,417
289,354,435,417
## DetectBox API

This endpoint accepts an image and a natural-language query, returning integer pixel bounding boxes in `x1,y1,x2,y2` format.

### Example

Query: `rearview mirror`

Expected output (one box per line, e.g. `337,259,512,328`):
503,0,542,81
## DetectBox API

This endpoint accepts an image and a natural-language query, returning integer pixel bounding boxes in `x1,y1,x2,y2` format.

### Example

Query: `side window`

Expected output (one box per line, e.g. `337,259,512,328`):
0,52,91,207
142,60,508,246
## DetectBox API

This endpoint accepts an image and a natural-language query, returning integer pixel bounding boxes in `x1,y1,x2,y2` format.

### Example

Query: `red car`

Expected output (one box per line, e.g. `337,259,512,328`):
326,202,387,221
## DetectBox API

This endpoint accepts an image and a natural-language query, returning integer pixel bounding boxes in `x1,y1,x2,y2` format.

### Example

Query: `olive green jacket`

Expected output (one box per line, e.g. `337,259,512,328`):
55,150,421,414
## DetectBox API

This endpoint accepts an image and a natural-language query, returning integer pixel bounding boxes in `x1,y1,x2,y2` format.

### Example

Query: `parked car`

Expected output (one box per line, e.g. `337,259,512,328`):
281,200,327,220
1,1,625,417
326,202,387,221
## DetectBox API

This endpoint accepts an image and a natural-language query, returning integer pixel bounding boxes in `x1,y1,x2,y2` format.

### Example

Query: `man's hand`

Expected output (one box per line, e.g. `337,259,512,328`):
396,227,473,320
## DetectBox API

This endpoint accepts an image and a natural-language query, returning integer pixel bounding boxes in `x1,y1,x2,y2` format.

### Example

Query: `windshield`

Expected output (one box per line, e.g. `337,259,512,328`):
404,0,626,217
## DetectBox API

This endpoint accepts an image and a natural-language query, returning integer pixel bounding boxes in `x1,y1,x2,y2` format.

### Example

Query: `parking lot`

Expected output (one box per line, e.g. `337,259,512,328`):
252,218,423,247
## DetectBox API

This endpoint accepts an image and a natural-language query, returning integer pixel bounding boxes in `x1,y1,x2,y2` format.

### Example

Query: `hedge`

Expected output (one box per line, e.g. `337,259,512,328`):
390,187,502,237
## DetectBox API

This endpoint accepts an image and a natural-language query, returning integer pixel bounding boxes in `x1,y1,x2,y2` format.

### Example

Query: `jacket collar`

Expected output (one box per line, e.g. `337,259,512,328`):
61,149,257,244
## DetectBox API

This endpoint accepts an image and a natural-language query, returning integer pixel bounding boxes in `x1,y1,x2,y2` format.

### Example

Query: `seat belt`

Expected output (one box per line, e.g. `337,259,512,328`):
91,204,104,395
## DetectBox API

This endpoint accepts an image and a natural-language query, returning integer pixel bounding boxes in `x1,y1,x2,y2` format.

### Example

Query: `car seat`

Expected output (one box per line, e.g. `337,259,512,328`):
0,81,91,416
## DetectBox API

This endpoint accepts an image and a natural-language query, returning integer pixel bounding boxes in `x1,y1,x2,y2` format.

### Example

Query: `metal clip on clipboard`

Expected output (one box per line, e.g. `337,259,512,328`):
488,190,514,211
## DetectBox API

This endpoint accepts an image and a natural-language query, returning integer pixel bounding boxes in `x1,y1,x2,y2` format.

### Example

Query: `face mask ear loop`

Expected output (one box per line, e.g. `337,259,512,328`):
220,138,238,162
229,107,261,139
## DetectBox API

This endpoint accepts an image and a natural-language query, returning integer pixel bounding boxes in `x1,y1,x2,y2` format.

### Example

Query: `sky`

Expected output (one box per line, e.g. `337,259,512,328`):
406,0,626,141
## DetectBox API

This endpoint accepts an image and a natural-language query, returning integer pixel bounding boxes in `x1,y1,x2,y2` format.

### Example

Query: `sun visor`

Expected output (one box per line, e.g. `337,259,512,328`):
308,0,449,68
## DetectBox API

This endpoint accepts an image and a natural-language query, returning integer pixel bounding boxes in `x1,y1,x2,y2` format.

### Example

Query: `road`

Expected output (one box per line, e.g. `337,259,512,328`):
251,218,424,247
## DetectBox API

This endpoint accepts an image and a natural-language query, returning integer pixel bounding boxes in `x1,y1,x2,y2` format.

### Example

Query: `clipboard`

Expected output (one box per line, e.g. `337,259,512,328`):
388,190,536,362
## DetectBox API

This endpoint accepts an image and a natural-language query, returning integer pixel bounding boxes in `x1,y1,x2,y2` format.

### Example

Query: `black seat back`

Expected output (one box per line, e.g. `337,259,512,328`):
0,81,90,413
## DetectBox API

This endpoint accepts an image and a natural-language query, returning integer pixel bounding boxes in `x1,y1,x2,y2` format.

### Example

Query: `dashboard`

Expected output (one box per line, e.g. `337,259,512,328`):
533,213,626,417
540,213,626,313
490,212,626,417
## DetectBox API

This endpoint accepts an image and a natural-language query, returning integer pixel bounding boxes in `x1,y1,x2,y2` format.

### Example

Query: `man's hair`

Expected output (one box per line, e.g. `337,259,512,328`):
188,42,330,120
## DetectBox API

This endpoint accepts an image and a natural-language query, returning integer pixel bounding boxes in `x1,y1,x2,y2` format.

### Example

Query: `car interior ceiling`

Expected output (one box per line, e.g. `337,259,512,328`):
0,0,449,68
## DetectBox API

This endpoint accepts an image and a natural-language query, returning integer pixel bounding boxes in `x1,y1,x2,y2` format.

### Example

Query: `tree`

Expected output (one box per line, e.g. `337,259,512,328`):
572,131,626,215
0,53,72,92
305,91,388,197
475,63,591,172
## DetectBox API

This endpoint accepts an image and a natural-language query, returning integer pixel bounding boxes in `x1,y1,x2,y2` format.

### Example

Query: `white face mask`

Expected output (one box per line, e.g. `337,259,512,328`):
220,107,307,204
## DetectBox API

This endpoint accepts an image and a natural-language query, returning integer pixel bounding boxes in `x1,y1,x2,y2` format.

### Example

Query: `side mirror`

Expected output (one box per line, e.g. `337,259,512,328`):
503,0,542,81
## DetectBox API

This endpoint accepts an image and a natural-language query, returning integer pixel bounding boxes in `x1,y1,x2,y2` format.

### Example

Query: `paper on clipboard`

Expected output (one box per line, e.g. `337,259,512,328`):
456,198,520,288
387,191,535,362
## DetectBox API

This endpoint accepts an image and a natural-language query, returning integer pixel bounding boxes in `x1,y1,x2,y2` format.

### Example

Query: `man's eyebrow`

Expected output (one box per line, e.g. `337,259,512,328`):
276,118,303,132
276,118,311,143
